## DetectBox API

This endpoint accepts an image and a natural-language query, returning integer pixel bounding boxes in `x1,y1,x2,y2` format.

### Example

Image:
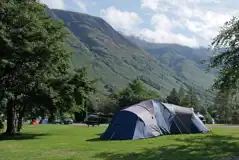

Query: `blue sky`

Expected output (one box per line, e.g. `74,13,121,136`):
40,0,239,47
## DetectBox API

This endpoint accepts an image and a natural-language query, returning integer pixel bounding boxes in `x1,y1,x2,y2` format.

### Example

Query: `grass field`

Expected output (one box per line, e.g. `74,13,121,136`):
0,125,239,160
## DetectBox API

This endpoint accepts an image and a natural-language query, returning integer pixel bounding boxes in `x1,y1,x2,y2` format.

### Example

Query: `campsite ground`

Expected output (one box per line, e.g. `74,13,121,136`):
0,124,239,160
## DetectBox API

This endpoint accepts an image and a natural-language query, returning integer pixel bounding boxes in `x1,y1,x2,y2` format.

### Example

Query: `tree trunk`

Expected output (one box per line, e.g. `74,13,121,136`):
17,107,25,133
48,112,55,123
4,101,17,135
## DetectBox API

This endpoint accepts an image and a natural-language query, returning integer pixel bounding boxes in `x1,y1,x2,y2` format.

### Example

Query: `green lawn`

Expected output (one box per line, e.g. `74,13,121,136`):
0,125,239,160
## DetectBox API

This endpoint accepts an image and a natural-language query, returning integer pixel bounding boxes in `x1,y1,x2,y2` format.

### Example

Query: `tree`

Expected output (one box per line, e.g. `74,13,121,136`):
0,1,95,135
214,91,231,123
46,68,96,121
178,85,185,101
180,94,190,107
179,87,201,111
207,17,239,124
166,88,180,105
0,1,70,134
102,79,161,113
208,17,239,92
232,109,239,124
188,87,200,110
116,79,160,109
98,97,119,114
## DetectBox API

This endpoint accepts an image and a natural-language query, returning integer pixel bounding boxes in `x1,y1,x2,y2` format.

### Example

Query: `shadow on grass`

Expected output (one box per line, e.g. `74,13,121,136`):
0,133,49,141
94,134,239,160
86,138,102,142
95,133,103,136
86,133,103,141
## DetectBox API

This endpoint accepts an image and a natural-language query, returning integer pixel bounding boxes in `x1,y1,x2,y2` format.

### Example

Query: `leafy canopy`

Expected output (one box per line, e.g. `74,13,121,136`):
0,1,95,133
209,17,239,92
100,79,160,113
166,88,180,105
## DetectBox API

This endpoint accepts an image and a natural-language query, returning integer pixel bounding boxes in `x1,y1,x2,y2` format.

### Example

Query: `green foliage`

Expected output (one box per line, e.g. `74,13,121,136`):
180,95,190,107
166,88,180,105
98,97,120,114
178,86,185,101
213,91,239,124
0,1,94,133
209,17,239,92
188,88,199,108
139,75,162,91
178,87,202,112
232,109,239,124
47,68,96,116
100,79,160,113
213,91,230,123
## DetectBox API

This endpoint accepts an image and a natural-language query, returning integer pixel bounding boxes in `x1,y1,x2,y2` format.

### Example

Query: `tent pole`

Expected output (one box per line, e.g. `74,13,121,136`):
174,115,191,134
108,132,116,141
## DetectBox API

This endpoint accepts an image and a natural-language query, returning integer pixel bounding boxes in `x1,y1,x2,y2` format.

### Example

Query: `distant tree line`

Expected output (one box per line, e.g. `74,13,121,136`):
98,79,161,114
164,86,213,123
165,86,199,109
211,91,239,124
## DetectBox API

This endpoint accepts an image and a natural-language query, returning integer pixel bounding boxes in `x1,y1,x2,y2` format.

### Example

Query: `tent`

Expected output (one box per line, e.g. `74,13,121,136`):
100,100,209,140
39,118,48,124
196,112,206,124
30,120,39,125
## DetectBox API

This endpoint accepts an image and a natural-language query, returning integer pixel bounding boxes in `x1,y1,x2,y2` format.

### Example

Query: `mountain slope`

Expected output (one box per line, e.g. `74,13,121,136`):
46,9,215,102
50,9,192,97
125,35,213,62
125,35,216,96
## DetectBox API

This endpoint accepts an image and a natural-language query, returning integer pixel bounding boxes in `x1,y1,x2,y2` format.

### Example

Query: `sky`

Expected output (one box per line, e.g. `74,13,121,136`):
40,0,239,48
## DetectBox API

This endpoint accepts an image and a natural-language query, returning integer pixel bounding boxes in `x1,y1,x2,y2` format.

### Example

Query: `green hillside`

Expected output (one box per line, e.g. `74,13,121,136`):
48,9,215,101
126,36,216,101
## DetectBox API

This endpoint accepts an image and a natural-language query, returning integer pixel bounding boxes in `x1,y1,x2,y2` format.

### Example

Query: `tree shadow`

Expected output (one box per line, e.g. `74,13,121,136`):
0,133,50,141
94,134,239,160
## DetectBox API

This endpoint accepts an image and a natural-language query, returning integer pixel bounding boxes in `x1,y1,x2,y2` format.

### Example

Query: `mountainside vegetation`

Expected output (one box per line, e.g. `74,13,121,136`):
126,36,217,100
48,9,216,103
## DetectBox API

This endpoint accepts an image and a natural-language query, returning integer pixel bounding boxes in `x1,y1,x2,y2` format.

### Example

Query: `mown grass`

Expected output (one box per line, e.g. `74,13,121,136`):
0,124,239,160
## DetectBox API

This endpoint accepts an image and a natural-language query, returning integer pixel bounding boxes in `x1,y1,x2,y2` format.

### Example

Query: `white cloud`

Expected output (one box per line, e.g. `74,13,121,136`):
185,11,231,41
139,28,199,47
100,7,143,31
40,0,65,9
138,14,199,47
76,0,87,13
141,0,160,11
140,0,237,47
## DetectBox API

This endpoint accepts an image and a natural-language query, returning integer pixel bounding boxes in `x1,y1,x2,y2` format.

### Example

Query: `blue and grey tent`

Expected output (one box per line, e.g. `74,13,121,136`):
100,100,209,140
39,118,48,124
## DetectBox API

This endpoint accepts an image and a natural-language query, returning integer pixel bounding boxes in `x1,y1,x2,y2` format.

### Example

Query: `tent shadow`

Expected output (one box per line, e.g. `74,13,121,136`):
0,133,50,141
93,134,239,160
95,133,103,136
86,138,102,142
86,136,125,142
